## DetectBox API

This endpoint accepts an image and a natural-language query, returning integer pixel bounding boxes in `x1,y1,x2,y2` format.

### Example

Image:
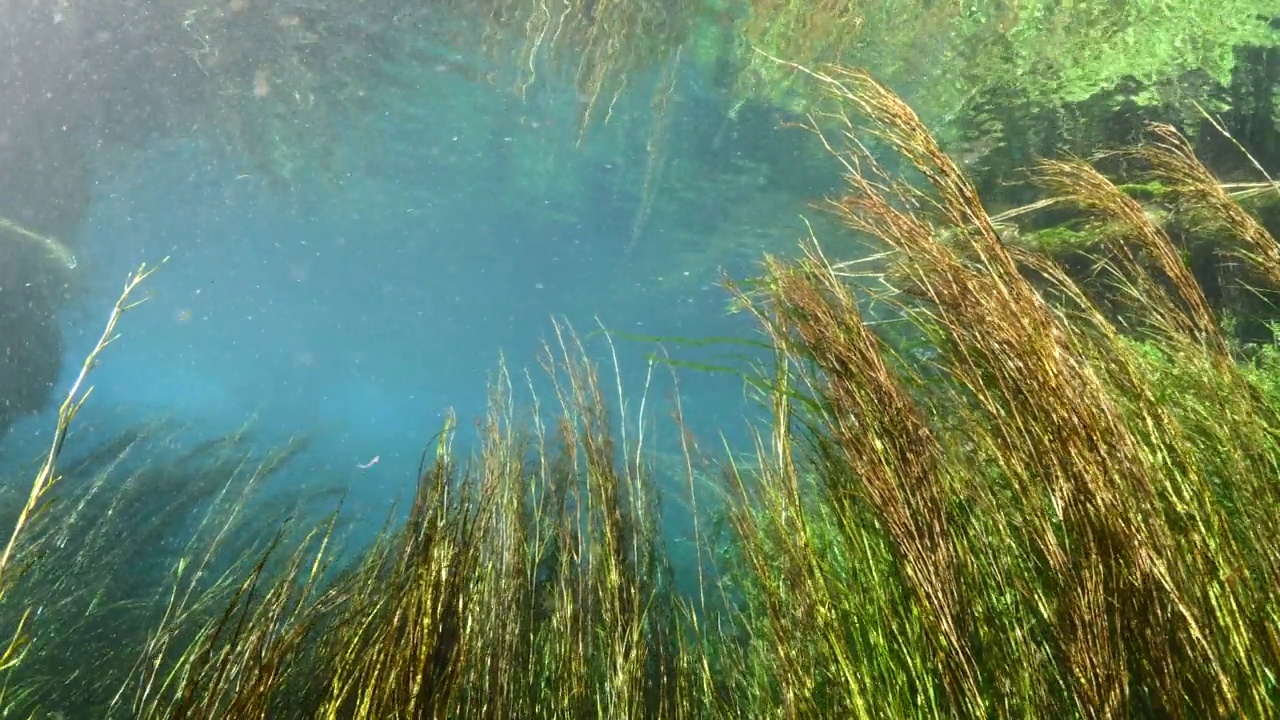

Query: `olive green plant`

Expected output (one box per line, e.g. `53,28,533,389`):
98,326,716,719
715,60,1280,717
10,54,1280,719
0,260,163,709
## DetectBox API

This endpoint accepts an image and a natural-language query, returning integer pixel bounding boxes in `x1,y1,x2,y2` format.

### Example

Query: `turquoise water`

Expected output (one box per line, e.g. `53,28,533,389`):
2,62,815,558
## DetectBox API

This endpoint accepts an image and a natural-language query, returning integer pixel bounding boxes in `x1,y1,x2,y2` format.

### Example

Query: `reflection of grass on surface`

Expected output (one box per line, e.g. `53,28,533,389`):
4,70,1280,718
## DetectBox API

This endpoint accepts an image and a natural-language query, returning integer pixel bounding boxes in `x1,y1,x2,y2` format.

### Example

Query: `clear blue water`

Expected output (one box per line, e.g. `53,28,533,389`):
2,62,814,567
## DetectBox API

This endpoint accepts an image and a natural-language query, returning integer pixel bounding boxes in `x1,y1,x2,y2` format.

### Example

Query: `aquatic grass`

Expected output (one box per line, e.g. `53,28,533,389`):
7,61,1280,719
0,260,161,586
298,329,702,717
0,423,334,716
107,434,337,719
92,326,711,719
715,59,1280,718
0,261,163,712
0,262,350,717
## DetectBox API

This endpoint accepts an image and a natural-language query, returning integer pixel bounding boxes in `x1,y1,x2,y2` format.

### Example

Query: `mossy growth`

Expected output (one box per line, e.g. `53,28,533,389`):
1115,180,1173,203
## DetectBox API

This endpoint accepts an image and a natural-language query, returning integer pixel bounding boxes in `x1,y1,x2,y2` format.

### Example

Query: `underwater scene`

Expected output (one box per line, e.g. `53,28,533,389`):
3,1,1280,717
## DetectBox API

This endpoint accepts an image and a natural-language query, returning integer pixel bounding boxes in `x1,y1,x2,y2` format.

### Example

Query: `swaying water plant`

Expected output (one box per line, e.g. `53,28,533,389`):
6,57,1280,718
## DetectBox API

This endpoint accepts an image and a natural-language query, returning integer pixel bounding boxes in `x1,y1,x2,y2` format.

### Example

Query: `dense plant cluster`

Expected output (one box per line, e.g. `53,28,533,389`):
3,67,1280,718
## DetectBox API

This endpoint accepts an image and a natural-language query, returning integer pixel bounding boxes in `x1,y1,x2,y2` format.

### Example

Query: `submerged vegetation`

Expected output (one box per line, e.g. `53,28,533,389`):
70,0,1278,194
4,60,1280,717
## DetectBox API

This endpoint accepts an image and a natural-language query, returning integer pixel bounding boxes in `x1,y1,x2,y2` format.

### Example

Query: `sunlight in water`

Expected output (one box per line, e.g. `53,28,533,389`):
1,1,1278,717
